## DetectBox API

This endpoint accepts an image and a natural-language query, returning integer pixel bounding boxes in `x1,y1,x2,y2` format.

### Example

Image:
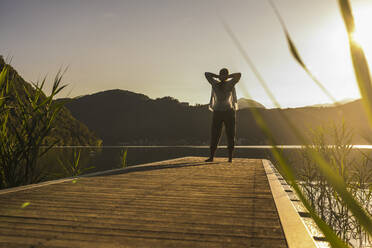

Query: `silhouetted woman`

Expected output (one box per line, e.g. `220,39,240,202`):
205,68,241,162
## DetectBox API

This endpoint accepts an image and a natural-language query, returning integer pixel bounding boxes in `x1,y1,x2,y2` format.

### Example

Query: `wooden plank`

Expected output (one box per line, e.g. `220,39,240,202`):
262,159,318,248
0,157,288,247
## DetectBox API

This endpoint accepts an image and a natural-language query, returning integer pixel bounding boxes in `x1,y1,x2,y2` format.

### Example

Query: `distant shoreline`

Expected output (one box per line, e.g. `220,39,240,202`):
45,145,372,149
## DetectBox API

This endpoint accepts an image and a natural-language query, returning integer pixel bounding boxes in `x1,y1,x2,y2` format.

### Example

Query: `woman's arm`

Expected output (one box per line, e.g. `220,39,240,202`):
226,73,241,85
205,72,220,85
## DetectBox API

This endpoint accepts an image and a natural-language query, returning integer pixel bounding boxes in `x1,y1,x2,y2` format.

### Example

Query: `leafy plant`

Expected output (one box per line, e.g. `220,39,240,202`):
220,0,372,246
57,149,94,177
270,0,372,243
120,148,128,168
0,64,67,188
298,122,371,246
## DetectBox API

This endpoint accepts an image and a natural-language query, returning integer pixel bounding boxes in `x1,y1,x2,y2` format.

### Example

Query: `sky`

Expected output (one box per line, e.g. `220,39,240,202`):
1,0,372,108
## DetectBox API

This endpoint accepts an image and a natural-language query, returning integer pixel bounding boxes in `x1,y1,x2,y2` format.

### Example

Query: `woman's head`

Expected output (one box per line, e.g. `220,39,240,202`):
219,68,229,82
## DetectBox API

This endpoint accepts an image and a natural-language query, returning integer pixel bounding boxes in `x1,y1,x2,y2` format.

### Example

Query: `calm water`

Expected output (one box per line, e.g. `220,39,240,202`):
44,146,273,175
41,145,372,177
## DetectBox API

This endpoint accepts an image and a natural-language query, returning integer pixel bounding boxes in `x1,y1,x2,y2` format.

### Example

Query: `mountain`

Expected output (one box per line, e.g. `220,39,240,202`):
60,89,370,145
59,90,208,145
307,98,357,108
238,98,266,109
0,56,101,146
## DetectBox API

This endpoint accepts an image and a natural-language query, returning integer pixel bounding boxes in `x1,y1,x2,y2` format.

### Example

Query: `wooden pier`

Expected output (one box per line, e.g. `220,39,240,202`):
0,157,318,247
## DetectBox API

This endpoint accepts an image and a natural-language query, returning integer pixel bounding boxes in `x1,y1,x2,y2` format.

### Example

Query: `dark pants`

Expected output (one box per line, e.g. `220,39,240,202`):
210,109,236,150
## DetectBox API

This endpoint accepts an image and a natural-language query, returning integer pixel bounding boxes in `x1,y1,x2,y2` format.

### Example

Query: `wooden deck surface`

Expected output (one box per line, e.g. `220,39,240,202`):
0,157,288,248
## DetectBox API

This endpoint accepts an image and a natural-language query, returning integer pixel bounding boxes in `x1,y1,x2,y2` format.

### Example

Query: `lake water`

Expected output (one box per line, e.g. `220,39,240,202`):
42,145,372,177
45,146,274,175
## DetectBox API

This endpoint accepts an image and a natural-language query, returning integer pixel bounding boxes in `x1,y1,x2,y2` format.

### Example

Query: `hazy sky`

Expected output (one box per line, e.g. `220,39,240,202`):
1,0,372,108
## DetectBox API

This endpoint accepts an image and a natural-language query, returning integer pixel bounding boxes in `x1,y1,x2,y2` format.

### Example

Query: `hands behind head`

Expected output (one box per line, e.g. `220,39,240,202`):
205,70,241,85
219,72,241,83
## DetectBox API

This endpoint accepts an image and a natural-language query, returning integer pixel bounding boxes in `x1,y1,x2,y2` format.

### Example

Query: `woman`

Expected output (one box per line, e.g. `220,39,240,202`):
205,68,241,162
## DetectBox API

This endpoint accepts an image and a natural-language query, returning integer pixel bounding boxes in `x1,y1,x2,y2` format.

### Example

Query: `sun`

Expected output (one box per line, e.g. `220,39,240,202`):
350,2,372,49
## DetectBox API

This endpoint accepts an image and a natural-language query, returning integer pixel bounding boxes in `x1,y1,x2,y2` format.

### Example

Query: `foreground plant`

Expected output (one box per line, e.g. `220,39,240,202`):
0,65,67,188
120,148,128,168
57,149,94,177
221,0,372,246
268,0,372,246
298,122,371,246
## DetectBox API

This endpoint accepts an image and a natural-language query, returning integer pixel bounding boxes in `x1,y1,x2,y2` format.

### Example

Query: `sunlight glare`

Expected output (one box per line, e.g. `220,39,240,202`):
351,30,365,48
351,2,372,50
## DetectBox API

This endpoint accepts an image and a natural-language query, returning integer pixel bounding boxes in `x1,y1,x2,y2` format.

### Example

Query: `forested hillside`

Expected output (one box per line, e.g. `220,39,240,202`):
61,89,370,145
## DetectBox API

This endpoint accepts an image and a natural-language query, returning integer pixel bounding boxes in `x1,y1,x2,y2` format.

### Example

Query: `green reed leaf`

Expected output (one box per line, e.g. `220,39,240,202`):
220,13,359,246
338,0,372,128
252,106,349,248
268,0,338,104
121,148,128,168
267,0,372,236
0,67,8,87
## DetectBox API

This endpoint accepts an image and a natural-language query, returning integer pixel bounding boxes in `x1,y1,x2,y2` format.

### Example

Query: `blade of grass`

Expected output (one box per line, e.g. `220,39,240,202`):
218,19,348,242
121,148,128,168
219,14,371,243
0,67,8,86
267,0,339,105
250,103,349,248
219,17,281,108
338,0,372,128
269,0,372,235
255,0,372,236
